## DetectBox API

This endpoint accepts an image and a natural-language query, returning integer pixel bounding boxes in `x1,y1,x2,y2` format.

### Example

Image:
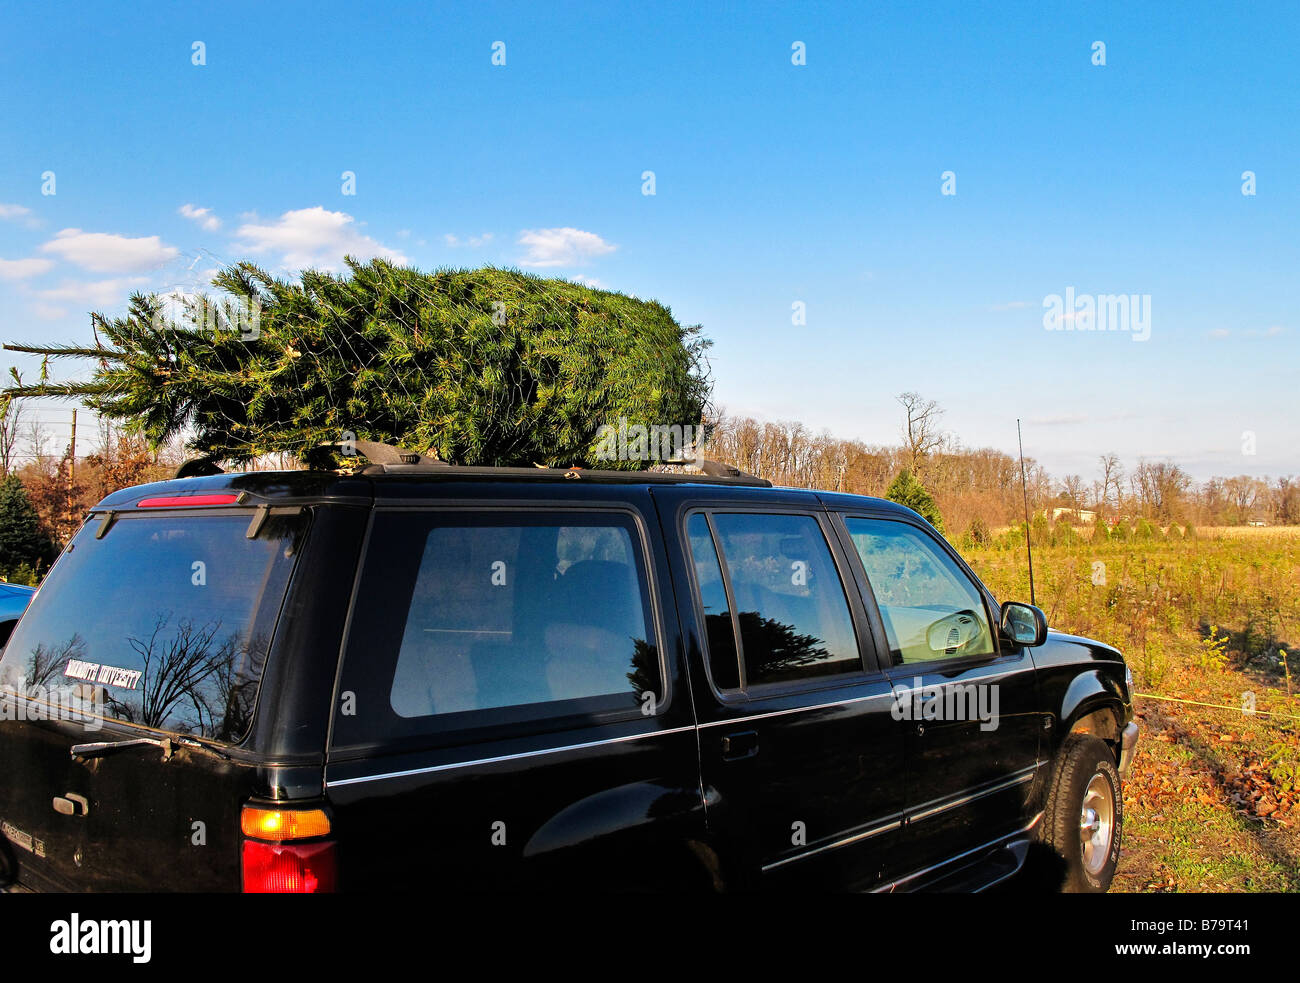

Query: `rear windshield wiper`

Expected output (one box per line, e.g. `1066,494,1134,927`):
71,734,230,762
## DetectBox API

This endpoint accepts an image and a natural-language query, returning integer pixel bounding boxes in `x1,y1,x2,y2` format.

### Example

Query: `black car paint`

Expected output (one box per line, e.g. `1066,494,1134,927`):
0,469,1134,892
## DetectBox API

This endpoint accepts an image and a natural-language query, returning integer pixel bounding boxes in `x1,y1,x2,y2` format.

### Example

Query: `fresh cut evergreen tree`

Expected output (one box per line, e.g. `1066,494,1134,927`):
4,260,712,471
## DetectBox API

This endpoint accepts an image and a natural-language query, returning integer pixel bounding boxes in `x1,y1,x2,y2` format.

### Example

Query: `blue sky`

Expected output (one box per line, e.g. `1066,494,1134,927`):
1,1,1296,482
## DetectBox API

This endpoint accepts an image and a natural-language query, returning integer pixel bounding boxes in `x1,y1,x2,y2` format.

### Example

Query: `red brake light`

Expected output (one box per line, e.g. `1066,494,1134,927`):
136,494,240,508
242,840,337,893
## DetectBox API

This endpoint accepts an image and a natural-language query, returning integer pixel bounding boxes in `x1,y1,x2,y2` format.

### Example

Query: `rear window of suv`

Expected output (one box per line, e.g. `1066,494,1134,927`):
0,510,306,743
331,510,661,750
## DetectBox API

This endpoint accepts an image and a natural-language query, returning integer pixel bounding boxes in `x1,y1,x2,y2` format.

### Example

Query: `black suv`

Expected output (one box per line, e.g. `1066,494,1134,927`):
0,445,1137,892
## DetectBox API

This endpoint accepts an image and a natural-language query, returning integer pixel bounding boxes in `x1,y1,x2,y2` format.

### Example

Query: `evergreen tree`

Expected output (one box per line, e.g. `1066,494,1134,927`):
1134,517,1161,541
0,475,56,578
3,261,712,470
963,516,991,547
1030,510,1051,546
1091,513,1110,543
884,469,945,533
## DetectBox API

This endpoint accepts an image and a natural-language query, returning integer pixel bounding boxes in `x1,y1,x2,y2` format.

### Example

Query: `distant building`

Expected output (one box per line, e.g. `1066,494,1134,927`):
1052,507,1097,525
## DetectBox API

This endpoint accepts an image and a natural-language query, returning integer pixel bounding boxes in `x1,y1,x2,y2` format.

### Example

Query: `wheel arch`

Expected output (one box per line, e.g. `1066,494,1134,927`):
1057,671,1126,766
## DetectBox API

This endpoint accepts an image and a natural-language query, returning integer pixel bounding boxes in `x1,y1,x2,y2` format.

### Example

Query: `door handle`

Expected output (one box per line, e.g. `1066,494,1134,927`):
720,730,758,760
53,793,90,817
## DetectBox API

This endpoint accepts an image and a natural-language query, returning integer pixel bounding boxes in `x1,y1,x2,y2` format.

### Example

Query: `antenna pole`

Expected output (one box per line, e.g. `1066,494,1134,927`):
1017,419,1036,606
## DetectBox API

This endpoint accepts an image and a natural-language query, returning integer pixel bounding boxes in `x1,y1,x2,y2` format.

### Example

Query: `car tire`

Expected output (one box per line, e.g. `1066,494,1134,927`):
1041,734,1122,893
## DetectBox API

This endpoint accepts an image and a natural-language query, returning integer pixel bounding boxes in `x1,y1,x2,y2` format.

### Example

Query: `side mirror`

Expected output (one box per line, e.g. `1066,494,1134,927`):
1000,601,1048,647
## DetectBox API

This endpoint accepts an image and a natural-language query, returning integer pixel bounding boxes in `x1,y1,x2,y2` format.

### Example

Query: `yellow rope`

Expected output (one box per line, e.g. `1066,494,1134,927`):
1135,691,1300,723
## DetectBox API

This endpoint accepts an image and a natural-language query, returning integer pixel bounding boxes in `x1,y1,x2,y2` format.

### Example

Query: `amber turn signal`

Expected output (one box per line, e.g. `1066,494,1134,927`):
241,806,332,841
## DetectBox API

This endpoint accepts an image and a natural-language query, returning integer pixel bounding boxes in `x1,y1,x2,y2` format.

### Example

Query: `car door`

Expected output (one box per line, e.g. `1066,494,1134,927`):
324,492,707,890
833,511,1042,883
658,490,906,890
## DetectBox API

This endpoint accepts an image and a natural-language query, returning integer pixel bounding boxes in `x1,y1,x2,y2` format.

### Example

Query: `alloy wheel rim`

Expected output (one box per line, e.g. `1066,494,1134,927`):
1079,772,1115,875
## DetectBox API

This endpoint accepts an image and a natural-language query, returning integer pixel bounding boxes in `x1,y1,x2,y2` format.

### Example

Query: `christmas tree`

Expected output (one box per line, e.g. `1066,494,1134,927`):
3,259,712,470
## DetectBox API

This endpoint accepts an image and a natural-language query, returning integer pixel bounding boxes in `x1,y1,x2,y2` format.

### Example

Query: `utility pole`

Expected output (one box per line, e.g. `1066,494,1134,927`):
67,408,77,536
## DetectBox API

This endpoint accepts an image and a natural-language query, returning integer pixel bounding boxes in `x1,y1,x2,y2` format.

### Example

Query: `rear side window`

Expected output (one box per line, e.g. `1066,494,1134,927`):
332,511,661,748
693,512,862,690
0,511,305,743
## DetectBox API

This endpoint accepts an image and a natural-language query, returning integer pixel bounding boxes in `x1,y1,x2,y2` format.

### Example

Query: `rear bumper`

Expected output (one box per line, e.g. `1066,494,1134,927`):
1118,720,1139,779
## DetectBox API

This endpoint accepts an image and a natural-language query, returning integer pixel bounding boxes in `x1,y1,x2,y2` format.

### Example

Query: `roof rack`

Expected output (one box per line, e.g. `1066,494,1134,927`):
175,441,771,487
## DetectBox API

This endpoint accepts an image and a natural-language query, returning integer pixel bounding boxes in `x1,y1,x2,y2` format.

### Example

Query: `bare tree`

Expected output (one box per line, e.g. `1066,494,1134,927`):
896,392,945,474
1275,476,1299,525
1060,474,1087,509
1098,453,1123,516
26,417,51,470
0,397,22,475
1131,459,1192,522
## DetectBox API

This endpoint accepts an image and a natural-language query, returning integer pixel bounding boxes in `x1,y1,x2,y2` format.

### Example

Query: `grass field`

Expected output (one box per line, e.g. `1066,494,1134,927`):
963,528,1300,892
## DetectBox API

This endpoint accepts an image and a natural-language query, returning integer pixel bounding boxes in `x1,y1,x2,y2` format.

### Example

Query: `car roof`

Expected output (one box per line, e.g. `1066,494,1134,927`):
89,467,920,519
0,582,36,596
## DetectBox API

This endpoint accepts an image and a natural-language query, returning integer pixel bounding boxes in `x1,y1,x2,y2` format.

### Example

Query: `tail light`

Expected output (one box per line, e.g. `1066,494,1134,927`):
137,494,241,508
241,805,337,893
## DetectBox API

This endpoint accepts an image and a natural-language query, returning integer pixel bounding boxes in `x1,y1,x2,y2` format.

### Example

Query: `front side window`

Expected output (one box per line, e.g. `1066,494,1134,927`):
333,511,660,747
844,517,994,666
703,512,862,689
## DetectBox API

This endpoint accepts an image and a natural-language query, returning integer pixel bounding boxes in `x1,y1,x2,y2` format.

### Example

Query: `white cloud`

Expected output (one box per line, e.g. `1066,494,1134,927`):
37,276,151,308
232,206,408,271
40,228,179,273
991,300,1031,311
178,203,222,231
516,227,615,267
1244,324,1285,338
30,302,69,321
0,203,43,230
445,232,494,248
1208,328,1230,339
0,257,54,280
571,274,607,289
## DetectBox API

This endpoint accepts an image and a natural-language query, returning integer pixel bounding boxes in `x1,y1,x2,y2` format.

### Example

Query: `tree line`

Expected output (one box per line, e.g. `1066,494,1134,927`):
700,394,1299,533
2,387,1295,585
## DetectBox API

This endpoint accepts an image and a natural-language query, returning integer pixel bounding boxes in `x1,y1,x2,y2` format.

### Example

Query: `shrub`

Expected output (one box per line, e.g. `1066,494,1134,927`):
1091,515,1110,543
1134,518,1161,541
964,516,991,547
